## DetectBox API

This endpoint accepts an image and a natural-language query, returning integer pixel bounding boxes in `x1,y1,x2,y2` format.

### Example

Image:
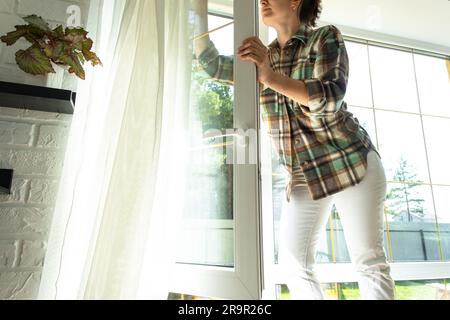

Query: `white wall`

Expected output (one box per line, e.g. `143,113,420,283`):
0,0,90,299
0,107,71,299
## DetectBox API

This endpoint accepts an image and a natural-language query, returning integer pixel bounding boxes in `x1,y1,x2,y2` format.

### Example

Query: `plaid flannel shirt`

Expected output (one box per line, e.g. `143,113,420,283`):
197,24,381,201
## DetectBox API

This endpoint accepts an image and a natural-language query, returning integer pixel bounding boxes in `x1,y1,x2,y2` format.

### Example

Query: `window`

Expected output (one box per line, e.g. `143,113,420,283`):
170,2,450,300
369,46,420,113
261,26,450,299
176,12,235,268
169,0,262,300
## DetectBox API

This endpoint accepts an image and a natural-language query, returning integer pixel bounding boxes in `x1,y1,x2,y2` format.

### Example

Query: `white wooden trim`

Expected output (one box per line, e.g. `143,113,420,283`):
209,0,233,17
233,0,262,300
257,18,278,301
170,264,254,300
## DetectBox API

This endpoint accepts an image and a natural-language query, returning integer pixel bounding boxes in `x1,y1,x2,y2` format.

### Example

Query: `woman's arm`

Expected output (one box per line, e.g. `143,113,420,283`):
192,0,234,85
267,26,349,117
264,73,310,108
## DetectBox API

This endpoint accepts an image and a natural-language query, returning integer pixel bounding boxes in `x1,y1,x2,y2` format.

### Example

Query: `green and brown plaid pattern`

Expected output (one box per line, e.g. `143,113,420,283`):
197,24,381,201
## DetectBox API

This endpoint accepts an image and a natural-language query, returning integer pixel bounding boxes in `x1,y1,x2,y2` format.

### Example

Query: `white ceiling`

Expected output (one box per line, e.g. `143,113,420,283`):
320,0,450,53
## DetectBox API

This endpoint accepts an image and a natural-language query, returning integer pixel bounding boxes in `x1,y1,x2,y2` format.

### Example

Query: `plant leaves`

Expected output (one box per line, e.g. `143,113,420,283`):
42,40,64,59
22,15,51,32
82,38,93,51
65,27,88,38
82,49,102,67
64,27,88,50
17,25,45,43
52,25,64,38
15,45,55,75
58,52,85,80
81,38,102,67
0,26,29,45
1,14,101,80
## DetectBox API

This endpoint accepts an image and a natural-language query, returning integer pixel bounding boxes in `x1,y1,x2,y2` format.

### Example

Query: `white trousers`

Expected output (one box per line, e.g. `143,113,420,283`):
278,150,396,300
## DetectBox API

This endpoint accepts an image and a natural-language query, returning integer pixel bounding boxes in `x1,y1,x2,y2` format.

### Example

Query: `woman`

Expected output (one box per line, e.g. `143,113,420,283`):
193,0,395,300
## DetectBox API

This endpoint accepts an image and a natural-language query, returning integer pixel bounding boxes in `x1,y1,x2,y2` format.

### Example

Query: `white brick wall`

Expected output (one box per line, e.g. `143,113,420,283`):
0,0,90,300
0,106,72,299
0,0,90,88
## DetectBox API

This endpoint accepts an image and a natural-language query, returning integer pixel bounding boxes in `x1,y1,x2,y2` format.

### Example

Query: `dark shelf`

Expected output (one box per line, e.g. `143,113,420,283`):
0,81,76,115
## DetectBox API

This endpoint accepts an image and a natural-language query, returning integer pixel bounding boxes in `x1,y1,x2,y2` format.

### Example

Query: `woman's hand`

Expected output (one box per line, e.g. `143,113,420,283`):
237,37,274,85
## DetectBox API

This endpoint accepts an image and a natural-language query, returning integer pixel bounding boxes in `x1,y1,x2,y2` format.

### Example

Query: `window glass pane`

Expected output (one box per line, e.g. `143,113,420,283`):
345,42,372,108
422,116,450,185
208,14,234,55
369,46,419,112
414,54,450,117
432,186,450,261
385,183,441,262
375,110,430,183
176,9,235,267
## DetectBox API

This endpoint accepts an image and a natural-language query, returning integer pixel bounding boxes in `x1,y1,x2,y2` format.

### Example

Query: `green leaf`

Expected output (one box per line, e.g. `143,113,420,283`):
52,25,64,38
58,53,85,80
64,28,88,50
42,40,64,59
65,27,88,37
82,38,93,51
82,49,102,67
81,39,102,66
22,15,51,32
15,45,55,75
19,25,45,43
0,26,29,45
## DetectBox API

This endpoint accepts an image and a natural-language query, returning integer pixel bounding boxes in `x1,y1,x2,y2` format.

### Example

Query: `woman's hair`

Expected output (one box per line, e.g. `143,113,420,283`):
298,0,322,27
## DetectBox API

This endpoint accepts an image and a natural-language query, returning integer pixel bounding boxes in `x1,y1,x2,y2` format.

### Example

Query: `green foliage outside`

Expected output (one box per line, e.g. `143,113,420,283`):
279,279,449,300
188,65,234,220
385,155,426,222
192,66,234,132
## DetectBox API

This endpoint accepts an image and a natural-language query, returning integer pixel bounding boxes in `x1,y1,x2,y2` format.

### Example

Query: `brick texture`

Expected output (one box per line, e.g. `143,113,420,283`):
0,0,91,299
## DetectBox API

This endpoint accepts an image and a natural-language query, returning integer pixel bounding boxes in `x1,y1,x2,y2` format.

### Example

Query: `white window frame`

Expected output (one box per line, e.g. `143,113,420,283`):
169,0,263,300
258,19,450,299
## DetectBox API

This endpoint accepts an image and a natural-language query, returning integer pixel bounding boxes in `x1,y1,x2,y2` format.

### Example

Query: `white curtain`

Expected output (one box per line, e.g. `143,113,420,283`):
38,0,192,299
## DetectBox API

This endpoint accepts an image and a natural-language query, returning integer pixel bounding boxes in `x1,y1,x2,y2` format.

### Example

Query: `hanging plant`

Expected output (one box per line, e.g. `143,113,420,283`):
0,14,102,80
